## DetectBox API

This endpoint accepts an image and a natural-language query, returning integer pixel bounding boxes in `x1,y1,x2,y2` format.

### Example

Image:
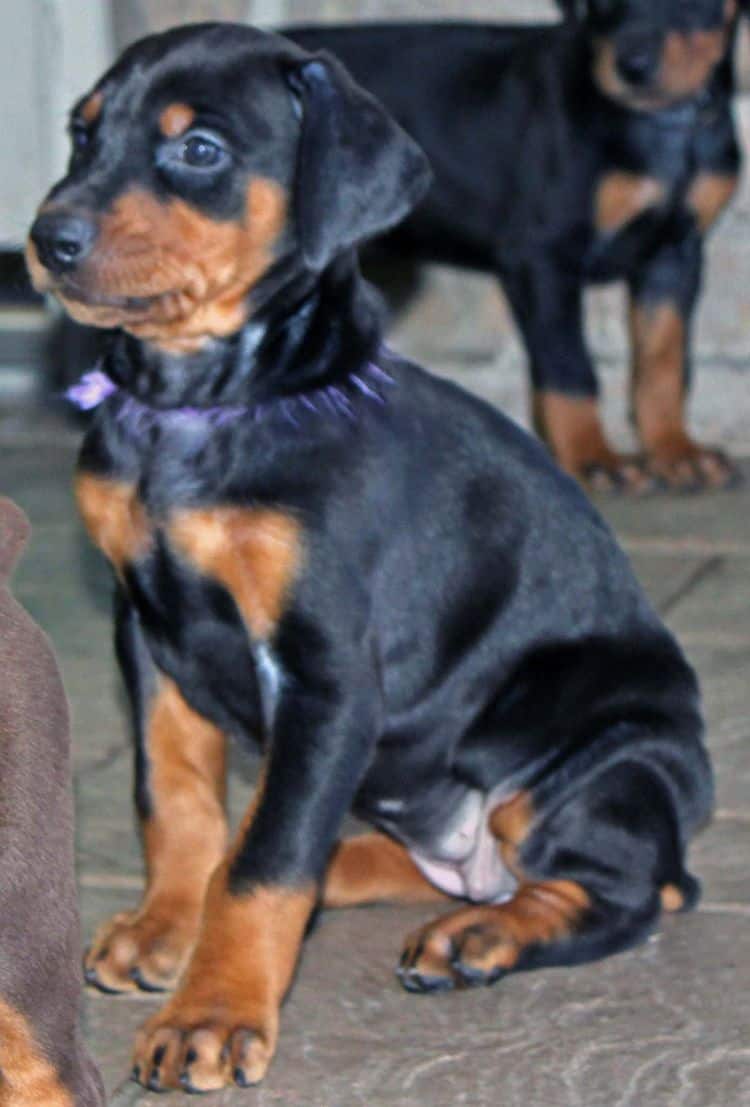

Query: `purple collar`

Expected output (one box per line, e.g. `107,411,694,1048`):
66,361,394,431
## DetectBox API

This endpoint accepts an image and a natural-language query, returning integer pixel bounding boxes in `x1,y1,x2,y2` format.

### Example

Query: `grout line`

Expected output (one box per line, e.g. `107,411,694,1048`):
622,539,750,556
671,632,750,648
107,1083,145,1107
697,902,750,916
657,555,725,617
79,873,143,890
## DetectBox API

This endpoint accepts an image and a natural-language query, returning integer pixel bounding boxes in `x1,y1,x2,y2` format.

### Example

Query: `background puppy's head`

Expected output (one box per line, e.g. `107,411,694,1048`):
26,24,430,352
560,0,737,110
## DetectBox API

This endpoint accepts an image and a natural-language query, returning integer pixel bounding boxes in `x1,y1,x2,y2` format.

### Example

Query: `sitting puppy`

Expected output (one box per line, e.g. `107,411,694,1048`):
27,24,713,1094
0,498,104,1107
287,1,743,492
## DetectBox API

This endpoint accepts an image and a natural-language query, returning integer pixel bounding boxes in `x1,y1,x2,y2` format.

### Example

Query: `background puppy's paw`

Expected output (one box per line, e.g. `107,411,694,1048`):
645,434,742,492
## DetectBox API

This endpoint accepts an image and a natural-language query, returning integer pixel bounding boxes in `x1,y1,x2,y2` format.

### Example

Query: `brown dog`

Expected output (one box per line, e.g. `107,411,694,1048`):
0,497,104,1107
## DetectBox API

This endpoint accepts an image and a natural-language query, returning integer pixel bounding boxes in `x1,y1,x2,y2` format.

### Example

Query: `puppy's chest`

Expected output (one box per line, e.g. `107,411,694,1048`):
588,102,738,269
586,162,733,274
75,468,302,644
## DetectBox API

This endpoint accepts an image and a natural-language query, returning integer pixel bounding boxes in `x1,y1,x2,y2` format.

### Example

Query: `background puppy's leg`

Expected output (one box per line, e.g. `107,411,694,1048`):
85,595,227,995
630,221,739,490
398,755,706,993
501,262,651,494
323,834,449,907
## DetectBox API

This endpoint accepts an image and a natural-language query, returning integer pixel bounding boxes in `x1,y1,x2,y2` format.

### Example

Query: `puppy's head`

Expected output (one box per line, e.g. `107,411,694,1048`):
561,0,737,110
26,24,430,351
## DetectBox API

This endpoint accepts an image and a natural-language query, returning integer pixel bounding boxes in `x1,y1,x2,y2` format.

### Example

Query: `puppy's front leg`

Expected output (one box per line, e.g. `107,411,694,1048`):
502,259,651,494
132,660,378,1092
85,594,228,994
629,227,739,490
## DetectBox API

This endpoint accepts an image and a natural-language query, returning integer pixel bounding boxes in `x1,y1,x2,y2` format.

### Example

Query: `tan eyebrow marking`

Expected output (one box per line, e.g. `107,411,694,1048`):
159,102,196,138
81,90,103,124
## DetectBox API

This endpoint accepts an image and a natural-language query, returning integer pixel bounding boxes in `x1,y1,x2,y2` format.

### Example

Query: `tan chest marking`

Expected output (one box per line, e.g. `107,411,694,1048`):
687,172,738,234
0,999,74,1107
75,473,151,574
595,172,666,235
168,508,302,640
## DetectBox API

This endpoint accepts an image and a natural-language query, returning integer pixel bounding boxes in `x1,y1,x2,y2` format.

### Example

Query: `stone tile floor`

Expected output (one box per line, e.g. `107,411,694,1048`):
1,369,749,1107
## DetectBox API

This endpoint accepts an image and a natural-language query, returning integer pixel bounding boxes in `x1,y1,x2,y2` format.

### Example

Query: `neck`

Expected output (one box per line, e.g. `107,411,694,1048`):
103,251,384,410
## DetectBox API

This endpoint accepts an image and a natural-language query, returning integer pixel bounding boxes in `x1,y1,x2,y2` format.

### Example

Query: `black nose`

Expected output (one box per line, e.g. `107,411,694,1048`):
616,37,660,87
30,210,97,274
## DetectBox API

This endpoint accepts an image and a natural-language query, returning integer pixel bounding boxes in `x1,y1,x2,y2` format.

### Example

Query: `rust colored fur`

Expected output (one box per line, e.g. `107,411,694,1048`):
159,102,195,138
34,180,287,351
168,507,302,639
75,474,151,574
323,833,449,907
595,173,666,234
0,1000,74,1107
401,880,591,983
85,678,227,993
132,875,315,1092
687,171,739,233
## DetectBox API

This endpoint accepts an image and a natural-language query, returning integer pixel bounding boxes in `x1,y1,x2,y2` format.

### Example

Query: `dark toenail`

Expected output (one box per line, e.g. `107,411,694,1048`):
235,1067,251,1087
179,1071,201,1094
84,970,121,995
130,966,166,993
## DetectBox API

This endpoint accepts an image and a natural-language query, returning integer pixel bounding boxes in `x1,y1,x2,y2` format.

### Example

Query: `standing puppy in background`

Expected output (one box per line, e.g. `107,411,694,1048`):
288,1,743,493
27,24,712,1095
0,498,105,1107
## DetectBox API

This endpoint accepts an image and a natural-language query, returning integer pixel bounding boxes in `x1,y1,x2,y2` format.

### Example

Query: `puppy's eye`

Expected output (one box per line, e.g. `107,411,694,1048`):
179,133,228,169
71,123,91,154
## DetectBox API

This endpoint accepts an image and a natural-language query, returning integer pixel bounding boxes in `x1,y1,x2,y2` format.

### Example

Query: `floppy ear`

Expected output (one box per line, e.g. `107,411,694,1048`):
286,52,432,271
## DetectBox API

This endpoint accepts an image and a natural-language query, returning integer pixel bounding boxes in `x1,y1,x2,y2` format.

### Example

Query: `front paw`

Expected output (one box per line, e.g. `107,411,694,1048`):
132,998,277,1092
577,453,656,497
645,433,742,492
84,900,200,994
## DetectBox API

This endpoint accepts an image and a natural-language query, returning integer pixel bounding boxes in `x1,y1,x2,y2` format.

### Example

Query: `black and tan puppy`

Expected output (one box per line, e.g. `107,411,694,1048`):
27,24,712,1094
0,498,104,1107
288,1,743,492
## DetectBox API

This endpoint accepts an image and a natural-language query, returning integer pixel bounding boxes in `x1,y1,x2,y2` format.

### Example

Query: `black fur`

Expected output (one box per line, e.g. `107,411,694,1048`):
286,2,743,489
29,19,713,1055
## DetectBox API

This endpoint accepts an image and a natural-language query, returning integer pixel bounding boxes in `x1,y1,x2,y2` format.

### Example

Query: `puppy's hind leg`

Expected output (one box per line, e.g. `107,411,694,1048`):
397,758,702,993
323,833,450,908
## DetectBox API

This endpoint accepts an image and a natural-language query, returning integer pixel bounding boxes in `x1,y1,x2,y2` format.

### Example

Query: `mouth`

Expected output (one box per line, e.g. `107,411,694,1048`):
54,277,159,314
618,85,686,111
